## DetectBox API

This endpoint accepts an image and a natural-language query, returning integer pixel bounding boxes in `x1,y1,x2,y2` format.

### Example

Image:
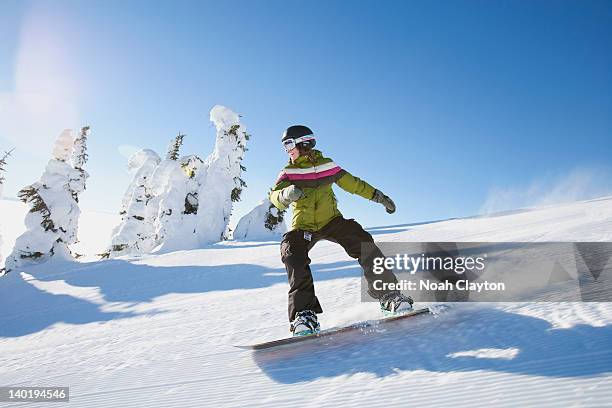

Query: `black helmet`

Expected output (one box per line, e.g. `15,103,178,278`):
281,125,316,151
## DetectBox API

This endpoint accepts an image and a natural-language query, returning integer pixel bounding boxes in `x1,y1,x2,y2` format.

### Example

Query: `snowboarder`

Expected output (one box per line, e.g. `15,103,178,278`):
270,125,413,336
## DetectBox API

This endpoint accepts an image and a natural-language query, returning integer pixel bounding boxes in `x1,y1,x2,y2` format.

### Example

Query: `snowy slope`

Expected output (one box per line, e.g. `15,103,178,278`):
0,197,611,407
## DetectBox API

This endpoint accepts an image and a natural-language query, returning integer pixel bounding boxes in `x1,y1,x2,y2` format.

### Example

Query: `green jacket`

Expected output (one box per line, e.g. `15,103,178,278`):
269,150,376,232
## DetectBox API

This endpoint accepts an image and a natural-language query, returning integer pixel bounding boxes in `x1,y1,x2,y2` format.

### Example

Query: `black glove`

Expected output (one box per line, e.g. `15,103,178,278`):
279,185,303,206
372,189,396,214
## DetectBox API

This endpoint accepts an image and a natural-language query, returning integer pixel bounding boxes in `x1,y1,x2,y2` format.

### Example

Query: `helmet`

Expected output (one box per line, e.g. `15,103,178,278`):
281,125,316,151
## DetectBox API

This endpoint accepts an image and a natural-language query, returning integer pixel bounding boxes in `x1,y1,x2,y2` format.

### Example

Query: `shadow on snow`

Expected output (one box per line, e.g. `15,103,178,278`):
0,255,361,338
252,306,612,381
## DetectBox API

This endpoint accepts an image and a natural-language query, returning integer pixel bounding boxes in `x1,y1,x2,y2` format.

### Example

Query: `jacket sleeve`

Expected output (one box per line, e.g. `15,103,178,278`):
335,170,376,200
269,180,291,210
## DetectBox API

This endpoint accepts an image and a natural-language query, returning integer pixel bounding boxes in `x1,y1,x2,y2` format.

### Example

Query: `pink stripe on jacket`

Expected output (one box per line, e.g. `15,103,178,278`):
277,166,342,183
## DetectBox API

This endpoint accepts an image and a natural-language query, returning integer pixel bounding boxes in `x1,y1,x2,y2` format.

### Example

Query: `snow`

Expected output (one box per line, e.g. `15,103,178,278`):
0,196,611,407
6,160,78,269
233,198,287,240
195,105,249,245
3,129,91,271
107,149,161,257
51,129,74,161
150,159,191,251
107,106,248,255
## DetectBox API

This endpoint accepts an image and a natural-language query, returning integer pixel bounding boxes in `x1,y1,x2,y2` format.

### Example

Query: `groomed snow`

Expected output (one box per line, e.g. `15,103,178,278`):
0,197,611,407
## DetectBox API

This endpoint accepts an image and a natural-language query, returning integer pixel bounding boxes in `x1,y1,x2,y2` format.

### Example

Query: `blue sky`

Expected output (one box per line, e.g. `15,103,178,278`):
1,0,611,228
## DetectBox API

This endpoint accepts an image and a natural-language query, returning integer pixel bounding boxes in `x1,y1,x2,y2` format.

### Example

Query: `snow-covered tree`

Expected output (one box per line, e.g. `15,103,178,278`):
0,149,13,189
3,129,85,273
180,155,205,215
233,197,287,240
0,149,13,270
72,126,90,173
103,149,161,258
53,129,74,162
153,162,190,251
104,106,250,255
153,154,206,252
195,105,250,244
63,126,92,251
166,133,185,161
105,133,208,256
141,133,191,252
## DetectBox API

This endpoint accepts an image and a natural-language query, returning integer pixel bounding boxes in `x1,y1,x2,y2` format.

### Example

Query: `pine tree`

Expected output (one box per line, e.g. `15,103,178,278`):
195,105,251,245
72,126,90,170
180,154,204,215
106,138,199,257
63,126,92,252
70,126,91,201
53,129,74,161
3,129,89,273
153,151,209,252
0,149,14,186
166,133,185,161
105,149,161,258
0,148,13,273
106,142,208,256
145,134,191,252
228,124,250,203
106,108,251,253
17,186,55,232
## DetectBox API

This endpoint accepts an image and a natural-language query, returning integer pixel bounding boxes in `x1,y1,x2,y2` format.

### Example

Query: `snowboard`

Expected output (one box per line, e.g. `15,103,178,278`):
235,307,430,350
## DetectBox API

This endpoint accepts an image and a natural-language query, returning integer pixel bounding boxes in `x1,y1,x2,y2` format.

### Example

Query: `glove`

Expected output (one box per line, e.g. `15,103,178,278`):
279,185,303,206
372,189,396,214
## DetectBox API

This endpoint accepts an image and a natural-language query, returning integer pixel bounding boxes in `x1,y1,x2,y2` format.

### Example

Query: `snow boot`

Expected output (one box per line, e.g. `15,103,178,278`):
379,292,414,317
290,310,320,337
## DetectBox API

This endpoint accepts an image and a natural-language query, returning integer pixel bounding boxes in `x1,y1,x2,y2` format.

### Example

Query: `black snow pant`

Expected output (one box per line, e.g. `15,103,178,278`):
281,216,399,322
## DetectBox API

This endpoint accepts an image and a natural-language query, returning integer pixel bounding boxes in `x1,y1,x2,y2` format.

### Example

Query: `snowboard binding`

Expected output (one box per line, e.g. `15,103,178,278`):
290,310,320,337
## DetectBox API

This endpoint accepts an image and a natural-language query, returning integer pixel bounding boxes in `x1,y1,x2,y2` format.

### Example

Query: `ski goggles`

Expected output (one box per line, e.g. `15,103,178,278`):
282,135,315,152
